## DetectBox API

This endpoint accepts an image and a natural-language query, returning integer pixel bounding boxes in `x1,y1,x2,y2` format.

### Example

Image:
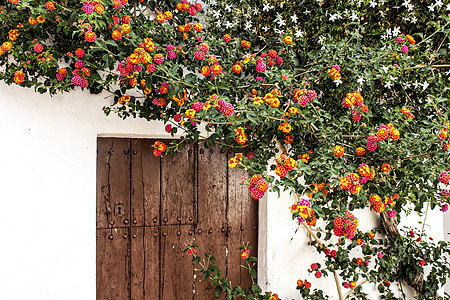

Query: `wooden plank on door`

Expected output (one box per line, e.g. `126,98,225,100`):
97,228,130,300
227,159,258,290
161,142,196,226
143,226,160,300
195,145,228,299
97,138,131,229
130,226,144,300
160,225,195,300
131,139,160,228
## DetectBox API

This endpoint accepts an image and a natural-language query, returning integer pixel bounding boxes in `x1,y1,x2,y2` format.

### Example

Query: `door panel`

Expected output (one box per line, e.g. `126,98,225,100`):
97,138,258,300
97,228,130,300
161,142,196,226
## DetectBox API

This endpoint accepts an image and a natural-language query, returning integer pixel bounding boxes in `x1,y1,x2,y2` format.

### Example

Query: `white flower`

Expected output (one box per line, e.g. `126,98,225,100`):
384,81,393,89
357,77,365,85
274,28,284,35
334,79,343,86
225,4,233,12
350,11,358,21
370,0,377,8
413,80,420,89
402,0,411,7
262,26,269,32
445,70,450,76
253,8,260,15
329,13,341,21
435,0,443,8
224,21,234,29
215,20,222,27
428,4,435,11
392,26,401,36
294,29,304,38
379,10,385,17
318,35,326,44
447,4,450,10
411,16,417,23
208,0,216,5
244,21,252,31
262,3,273,11
421,81,429,91
381,65,389,73
303,9,311,14
212,10,221,19
291,14,298,23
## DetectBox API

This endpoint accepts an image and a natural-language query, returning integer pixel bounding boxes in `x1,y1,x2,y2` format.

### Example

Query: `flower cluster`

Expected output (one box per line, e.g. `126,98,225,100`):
333,212,358,239
333,145,345,157
228,153,243,168
401,107,415,120
439,170,450,184
234,127,247,145
369,194,396,215
305,182,328,198
328,65,341,81
293,89,317,107
152,141,166,157
339,172,363,195
341,91,368,122
241,247,250,259
366,124,400,151
275,154,297,177
290,198,317,225
248,174,268,200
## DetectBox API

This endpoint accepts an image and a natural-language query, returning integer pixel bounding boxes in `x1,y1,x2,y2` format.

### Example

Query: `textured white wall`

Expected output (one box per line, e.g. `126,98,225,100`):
0,82,446,299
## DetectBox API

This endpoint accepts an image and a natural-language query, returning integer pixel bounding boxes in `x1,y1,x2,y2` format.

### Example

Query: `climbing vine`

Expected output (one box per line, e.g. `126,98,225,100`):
1,0,450,299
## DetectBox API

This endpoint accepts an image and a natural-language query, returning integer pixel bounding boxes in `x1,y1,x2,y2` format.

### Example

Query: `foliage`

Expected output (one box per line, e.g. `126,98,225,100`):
183,244,280,300
1,0,450,298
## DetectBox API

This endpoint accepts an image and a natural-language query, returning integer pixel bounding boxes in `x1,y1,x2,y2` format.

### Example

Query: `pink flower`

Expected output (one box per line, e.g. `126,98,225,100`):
439,171,450,184
275,56,283,65
440,203,448,212
34,43,44,53
256,63,266,73
332,65,340,72
221,103,235,117
387,210,396,218
194,50,205,60
174,114,181,122
192,101,204,112
165,124,172,133
167,51,177,60
401,45,409,54
82,3,94,14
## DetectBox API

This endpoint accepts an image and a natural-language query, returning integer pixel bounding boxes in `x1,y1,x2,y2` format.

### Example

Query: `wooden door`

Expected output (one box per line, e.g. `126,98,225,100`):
96,138,258,299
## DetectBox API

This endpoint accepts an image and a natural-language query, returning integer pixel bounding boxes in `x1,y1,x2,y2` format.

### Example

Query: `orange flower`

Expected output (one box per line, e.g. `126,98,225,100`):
339,177,352,190
355,147,365,156
212,64,222,75
36,15,45,23
283,36,293,43
381,163,391,172
164,11,173,20
120,24,131,34
112,30,122,40
156,14,166,23
333,145,344,157
232,64,242,74
85,31,97,42
201,66,210,77
405,34,415,45
13,70,25,84
94,4,104,14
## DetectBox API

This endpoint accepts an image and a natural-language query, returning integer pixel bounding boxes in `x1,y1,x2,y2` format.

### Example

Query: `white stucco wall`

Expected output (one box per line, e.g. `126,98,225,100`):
0,82,447,299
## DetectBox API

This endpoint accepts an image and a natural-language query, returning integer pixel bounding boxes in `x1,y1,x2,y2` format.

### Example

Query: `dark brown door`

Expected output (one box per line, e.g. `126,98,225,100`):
96,138,258,299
